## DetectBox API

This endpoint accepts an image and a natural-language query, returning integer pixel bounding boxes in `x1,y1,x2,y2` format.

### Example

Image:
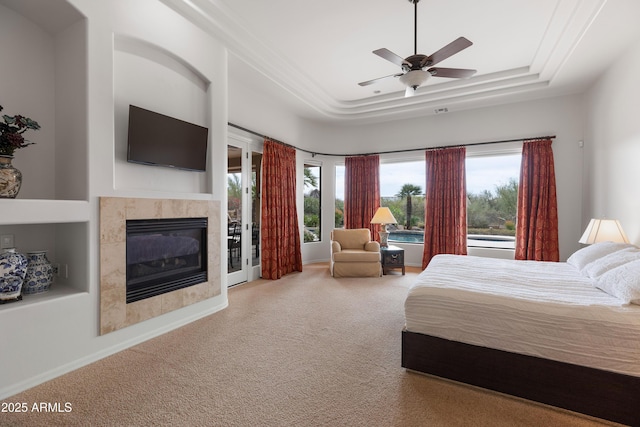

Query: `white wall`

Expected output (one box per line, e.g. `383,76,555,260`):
298,95,586,263
1,0,230,400
584,37,640,245
228,61,309,148
83,0,231,383
113,35,210,194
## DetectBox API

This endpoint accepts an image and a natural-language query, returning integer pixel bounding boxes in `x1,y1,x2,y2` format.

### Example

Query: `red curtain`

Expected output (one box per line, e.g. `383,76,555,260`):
344,155,380,239
260,139,302,279
422,147,467,269
515,139,559,261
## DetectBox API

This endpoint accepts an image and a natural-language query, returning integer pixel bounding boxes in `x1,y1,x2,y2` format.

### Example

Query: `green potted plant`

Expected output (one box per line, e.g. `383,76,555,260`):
0,105,40,198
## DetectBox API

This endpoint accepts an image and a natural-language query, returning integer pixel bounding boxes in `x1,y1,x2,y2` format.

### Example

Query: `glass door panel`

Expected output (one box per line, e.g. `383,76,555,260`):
227,144,247,285
251,151,262,268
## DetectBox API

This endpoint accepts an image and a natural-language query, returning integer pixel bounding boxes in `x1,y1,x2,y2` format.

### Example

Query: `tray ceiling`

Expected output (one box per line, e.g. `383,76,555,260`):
6,0,640,122
147,1,640,122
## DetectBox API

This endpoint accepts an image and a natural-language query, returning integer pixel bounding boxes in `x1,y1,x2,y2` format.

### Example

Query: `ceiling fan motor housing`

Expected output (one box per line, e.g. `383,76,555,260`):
403,54,431,72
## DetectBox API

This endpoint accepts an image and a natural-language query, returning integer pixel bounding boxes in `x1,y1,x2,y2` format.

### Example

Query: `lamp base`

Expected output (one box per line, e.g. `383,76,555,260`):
379,231,389,247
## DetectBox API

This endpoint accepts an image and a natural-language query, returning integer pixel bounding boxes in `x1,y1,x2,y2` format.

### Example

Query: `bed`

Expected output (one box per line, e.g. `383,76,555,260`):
402,242,640,425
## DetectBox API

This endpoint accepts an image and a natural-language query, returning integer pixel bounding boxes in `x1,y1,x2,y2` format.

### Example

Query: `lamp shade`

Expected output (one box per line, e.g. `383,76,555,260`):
578,219,629,244
370,207,398,225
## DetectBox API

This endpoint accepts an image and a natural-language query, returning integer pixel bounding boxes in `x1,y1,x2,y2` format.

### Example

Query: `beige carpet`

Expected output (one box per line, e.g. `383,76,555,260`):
3,263,614,426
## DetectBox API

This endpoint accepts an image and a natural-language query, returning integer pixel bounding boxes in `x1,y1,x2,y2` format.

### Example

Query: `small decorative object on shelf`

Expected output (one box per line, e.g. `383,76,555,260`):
23,251,54,295
0,247,28,303
0,155,22,198
0,104,40,198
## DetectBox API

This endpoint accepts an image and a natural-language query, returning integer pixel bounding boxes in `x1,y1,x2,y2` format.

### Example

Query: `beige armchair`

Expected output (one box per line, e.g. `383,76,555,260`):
330,228,382,278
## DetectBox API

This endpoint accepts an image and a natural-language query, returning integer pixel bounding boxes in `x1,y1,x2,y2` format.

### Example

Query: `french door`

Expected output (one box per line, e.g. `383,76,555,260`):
227,133,262,286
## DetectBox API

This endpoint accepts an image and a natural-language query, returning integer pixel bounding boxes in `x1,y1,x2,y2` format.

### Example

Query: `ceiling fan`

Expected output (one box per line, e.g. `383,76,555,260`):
359,0,476,97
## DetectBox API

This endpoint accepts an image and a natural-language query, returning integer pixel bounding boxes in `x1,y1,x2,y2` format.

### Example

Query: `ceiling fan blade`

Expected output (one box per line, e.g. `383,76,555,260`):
358,73,404,87
421,37,473,67
428,67,476,79
373,48,411,67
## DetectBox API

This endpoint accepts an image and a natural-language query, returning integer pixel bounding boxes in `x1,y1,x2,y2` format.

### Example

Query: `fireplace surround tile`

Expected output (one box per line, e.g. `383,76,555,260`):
100,198,126,243
184,281,211,305
126,296,162,325
100,285,126,332
161,287,184,313
100,197,221,335
126,198,163,220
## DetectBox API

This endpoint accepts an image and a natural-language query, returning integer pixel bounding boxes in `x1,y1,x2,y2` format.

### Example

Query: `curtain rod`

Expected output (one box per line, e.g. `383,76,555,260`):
228,122,555,157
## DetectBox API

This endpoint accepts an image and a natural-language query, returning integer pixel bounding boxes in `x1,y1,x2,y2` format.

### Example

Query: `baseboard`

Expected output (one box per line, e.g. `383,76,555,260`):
302,259,330,266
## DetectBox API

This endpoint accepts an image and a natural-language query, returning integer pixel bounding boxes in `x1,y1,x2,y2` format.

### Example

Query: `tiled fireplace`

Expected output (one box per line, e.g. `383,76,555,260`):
100,197,221,335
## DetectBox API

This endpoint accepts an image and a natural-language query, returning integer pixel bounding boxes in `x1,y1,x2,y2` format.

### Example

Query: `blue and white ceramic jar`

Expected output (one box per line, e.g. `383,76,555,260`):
0,248,28,301
22,251,54,295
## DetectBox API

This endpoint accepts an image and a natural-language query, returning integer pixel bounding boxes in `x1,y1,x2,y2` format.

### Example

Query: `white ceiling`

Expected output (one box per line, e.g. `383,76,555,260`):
6,0,639,123
164,0,640,124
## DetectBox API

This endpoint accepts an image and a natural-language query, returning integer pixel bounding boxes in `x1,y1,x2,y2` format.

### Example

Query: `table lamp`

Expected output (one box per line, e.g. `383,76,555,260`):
578,219,629,244
370,207,398,247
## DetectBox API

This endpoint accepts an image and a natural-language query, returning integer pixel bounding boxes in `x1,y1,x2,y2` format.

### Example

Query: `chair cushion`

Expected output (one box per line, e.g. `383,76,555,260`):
333,249,380,263
331,228,372,250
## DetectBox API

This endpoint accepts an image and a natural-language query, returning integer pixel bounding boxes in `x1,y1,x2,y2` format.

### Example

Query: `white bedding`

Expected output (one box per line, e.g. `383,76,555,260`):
404,254,640,376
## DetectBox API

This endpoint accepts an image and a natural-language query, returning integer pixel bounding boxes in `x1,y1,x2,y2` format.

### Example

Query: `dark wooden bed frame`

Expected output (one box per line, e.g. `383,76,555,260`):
402,329,640,426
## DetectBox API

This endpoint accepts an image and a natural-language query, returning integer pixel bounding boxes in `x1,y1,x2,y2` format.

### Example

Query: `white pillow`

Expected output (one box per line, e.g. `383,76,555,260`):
566,241,634,271
583,247,640,279
596,259,640,305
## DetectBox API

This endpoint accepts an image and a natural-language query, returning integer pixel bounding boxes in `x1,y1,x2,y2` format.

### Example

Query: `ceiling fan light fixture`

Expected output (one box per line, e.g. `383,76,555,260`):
405,86,416,97
399,69,430,91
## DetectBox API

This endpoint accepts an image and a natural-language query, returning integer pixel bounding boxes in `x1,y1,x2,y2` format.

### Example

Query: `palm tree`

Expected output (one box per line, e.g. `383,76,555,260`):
304,167,318,190
396,183,422,229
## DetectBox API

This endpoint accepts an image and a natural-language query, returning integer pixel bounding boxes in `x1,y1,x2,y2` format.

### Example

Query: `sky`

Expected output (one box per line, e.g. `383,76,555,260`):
333,154,521,200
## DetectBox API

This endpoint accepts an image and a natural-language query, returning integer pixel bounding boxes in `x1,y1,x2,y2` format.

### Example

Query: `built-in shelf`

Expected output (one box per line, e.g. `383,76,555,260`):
0,286,87,313
0,1,89,318
0,199,90,225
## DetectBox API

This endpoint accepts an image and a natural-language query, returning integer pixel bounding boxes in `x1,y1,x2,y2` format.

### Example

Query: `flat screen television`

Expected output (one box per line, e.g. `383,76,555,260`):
127,105,209,172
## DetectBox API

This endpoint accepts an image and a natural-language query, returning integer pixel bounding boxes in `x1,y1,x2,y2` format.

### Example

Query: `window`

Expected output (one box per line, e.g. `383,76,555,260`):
466,153,521,249
304,163,321,242
335,164,344,228
380,161,425,244
335,152,521,249
335,160,426,241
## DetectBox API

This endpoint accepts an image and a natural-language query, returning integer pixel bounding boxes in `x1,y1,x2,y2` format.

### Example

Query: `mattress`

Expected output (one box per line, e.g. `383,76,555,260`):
404,254,640,376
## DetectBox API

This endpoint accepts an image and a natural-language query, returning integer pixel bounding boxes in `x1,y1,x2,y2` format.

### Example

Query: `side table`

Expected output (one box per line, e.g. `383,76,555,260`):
380,245,405,275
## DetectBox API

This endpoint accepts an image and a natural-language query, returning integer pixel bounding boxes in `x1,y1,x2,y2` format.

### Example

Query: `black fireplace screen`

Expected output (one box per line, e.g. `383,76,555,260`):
126,218,207,303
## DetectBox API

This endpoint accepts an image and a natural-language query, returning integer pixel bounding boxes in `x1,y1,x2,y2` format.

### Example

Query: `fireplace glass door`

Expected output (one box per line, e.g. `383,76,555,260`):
126,218,207,303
